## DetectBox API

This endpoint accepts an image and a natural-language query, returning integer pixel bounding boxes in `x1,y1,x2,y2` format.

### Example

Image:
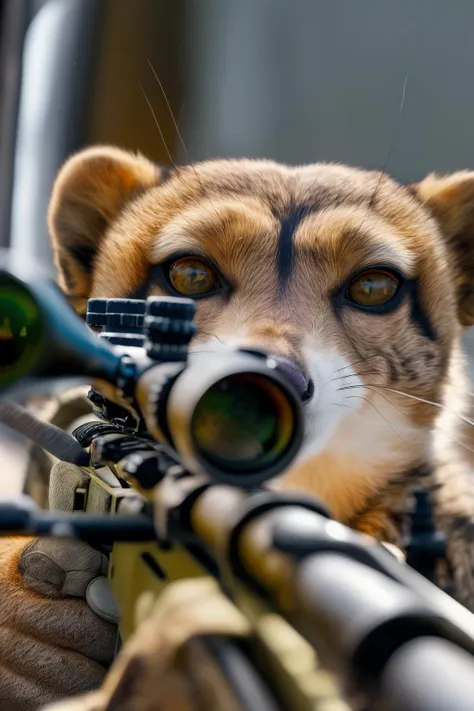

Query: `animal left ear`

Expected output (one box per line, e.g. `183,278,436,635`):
412,171,474,327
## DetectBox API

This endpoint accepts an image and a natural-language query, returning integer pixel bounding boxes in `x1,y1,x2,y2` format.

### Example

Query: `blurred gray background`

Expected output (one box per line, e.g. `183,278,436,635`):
1,0,474,368
184,0,474,182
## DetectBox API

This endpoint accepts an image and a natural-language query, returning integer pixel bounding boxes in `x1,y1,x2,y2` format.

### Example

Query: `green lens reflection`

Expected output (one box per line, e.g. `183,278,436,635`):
191,373,294,474
0,275,43,388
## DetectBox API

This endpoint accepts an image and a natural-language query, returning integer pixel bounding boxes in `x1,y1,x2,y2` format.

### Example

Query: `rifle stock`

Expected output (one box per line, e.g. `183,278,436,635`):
6,453,474,710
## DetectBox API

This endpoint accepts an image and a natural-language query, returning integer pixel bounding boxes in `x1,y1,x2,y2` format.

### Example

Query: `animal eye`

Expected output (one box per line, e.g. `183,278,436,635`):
346,270,399,308
168,257,218,297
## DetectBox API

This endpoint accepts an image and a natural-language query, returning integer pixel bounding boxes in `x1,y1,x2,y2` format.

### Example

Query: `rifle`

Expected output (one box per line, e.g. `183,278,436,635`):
2,251,474,711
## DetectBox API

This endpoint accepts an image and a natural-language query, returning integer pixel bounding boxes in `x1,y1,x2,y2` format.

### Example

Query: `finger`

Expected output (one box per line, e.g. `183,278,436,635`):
0,577,117,664
19,538,108,598
0,626,107,700
0,538,116,664
0,663,58,711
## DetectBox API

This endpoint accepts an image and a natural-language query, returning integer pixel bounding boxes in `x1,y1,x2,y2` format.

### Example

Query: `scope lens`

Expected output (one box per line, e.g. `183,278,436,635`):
0,274,43,388
191,373,295,474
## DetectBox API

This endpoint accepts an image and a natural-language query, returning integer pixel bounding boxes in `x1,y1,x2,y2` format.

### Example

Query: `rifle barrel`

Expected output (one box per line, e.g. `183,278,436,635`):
189,485,474,708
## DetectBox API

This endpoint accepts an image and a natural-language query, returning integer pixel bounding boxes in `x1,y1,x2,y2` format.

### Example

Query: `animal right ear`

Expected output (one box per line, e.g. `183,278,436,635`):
411,170,474,327
48,146,161,313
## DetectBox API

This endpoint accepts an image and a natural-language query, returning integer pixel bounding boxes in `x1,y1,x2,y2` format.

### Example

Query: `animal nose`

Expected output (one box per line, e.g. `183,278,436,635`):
239,349,314,403
270,355,314,402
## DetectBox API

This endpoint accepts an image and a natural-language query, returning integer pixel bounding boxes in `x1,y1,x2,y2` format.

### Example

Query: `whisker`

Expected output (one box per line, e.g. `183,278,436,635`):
337,382,413,423
448,430,474,457
147,59,189,161
332,355,383,375
339,383,474,431
331,370,380,382
364,385,410,420
332,358,368,375
369,74,409,211
356,73,409,242
338,384,369,392
147,60,222,222
177,98,187,126
379,385,474,429
193,332,228,346
338,383,412,420
139,83,177,171
330,402,362,414
345,395,404,440
212,335,227,345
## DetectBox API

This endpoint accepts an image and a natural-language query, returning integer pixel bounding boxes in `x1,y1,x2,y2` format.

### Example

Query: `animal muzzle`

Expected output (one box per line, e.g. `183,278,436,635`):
239,348,314,403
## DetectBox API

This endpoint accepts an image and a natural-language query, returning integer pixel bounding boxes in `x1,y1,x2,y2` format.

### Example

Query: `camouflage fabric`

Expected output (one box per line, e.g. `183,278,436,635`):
24,386,93,508
0,389,118,711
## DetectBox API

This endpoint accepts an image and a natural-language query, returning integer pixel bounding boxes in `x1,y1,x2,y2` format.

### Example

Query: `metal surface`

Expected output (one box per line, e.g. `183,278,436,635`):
0,0,30,247
9,0,102,269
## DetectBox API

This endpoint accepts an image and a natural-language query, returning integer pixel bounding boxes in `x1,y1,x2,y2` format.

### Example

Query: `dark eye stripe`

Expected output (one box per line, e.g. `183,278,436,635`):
331,265,438,342
275,202,313,292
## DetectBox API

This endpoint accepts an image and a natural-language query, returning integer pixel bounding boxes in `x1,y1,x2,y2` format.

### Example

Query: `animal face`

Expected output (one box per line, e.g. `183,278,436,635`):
48,147,474,521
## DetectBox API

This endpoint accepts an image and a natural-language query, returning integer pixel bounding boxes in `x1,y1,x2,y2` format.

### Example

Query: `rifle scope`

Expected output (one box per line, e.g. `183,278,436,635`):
135,349,304,486
0,256,304,484
0,261,120,390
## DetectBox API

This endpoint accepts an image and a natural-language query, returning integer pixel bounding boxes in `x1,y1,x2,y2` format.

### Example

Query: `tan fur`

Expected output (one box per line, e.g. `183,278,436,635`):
46,148,474,551
49,147,161,314
46,150,458,495
0,538,115,711
7,146,474,708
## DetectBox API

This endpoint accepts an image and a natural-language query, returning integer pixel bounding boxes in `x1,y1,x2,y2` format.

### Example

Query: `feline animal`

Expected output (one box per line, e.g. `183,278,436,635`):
49,146,474,599
3,145,474,710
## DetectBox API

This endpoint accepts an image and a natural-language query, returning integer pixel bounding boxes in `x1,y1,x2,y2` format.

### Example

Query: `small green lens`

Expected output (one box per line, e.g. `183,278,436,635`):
191,373,294,474
0,275,43,389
